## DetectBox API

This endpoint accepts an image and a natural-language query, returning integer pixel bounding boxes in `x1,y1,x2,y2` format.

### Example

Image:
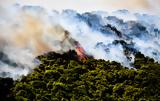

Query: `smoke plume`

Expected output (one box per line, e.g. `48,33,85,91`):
0,5,77,79
0,5,160,79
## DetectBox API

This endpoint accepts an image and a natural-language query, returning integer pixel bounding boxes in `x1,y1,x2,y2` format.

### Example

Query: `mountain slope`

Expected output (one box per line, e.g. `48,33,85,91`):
0,51,159,101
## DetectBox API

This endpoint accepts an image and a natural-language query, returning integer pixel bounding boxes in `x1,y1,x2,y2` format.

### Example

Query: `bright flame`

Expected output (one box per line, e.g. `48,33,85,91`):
75,43,87,60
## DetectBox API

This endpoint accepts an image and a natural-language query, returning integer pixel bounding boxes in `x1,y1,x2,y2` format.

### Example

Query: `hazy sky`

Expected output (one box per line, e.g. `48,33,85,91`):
0,0,160,15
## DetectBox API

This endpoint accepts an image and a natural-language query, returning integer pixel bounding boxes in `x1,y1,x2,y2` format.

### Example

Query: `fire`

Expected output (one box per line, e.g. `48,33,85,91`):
75,43,87,60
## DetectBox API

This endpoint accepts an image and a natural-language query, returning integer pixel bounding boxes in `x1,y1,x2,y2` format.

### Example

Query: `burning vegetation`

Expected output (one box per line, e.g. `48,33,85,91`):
61,30,89,60
75,42,88,60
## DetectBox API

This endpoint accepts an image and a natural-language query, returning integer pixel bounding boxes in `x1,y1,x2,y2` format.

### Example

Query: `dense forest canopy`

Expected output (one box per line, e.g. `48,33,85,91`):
0,50,160,101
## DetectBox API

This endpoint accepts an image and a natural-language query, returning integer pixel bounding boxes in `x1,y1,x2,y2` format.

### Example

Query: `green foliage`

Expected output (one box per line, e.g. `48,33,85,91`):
1,51,160,100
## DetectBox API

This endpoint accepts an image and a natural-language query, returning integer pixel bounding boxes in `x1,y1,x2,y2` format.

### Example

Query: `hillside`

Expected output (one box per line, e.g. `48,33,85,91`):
0,50,160,101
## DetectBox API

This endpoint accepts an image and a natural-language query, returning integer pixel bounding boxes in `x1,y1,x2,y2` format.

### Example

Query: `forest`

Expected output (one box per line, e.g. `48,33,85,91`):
0,50,160,101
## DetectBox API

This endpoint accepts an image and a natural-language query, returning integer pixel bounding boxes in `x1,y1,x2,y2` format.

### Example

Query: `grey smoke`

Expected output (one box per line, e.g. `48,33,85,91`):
0,5,160,79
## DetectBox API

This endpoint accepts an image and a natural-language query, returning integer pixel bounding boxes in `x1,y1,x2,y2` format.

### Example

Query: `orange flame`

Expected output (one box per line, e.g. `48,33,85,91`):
75,43,87,60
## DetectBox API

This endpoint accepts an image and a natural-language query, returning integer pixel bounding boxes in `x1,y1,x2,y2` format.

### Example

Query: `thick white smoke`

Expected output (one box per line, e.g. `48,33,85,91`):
59,10,160,66
0,5,76,79
0,5,160,79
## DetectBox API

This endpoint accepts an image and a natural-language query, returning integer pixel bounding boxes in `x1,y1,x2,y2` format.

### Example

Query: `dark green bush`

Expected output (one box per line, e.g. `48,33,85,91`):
1,51,160,100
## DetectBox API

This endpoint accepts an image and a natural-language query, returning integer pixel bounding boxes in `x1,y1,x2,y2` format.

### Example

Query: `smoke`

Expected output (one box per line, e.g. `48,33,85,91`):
59,10,160,66
1,0,160,15
0,5,160,79
4,0,160,15
0,5,76,79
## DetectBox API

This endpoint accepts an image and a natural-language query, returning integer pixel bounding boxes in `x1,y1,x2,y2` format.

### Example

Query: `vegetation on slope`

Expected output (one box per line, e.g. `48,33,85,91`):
0,50,160,101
